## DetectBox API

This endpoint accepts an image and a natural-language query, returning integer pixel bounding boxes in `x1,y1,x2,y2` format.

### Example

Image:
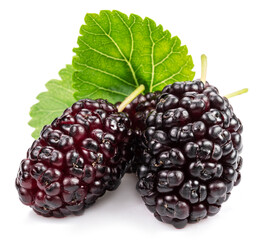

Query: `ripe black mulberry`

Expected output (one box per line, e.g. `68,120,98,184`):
136,80,243,228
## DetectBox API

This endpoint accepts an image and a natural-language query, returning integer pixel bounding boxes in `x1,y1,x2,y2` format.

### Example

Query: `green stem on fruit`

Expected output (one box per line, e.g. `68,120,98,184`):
224,88,248,99
118,84,145,112
201,54,207,84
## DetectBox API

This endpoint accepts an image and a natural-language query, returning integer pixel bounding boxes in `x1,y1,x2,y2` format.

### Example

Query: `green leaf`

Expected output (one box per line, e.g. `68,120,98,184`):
28,11,195,139
72,10,195,103
29,65,76,139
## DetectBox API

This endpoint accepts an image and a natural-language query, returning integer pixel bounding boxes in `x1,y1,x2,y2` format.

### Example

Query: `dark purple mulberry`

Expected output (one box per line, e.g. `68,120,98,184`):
136,80,243,228
16,99,132,217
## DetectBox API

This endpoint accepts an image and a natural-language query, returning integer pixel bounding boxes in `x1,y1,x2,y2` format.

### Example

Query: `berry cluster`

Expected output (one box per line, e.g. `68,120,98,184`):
136,80,243,228
15,79,243,229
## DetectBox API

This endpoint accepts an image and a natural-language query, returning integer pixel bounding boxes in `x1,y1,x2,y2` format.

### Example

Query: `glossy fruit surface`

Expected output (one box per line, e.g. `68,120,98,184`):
16,99,132,217
136,80,243,228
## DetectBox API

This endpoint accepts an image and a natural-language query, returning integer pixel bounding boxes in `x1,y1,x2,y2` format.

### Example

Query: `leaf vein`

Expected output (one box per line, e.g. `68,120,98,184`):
105,12,112,35
154,38,177,67
47,82,75,94
152,57,191,88
37,95,71,108
80,29,105,36
147,19,155,92
74,61,135,87
154,32,169,44
89,14,139,87
79,38,125,61
76,76,128,96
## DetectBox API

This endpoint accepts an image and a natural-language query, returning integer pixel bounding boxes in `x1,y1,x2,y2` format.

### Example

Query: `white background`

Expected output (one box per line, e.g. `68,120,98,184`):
0,0,257,239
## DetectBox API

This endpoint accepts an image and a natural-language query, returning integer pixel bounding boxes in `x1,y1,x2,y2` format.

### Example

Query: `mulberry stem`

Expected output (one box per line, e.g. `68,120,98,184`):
224,88,248,99
201,54,207,84
118,85,145,112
